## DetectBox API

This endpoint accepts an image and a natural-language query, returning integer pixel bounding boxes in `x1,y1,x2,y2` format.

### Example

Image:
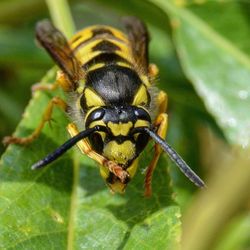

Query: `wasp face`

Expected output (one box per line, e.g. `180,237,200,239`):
86,106,151,162
85,106,151,192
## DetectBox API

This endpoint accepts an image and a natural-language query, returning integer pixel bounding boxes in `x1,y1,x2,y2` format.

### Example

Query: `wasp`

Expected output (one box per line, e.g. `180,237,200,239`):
3,17,205,195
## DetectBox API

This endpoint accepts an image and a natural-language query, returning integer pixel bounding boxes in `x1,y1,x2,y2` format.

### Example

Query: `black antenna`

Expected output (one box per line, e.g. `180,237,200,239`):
143,127,205,188
31,126,100,170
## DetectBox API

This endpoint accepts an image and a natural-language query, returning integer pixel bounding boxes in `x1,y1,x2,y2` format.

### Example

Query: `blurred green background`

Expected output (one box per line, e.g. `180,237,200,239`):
0,0,49,154
0,0,250,249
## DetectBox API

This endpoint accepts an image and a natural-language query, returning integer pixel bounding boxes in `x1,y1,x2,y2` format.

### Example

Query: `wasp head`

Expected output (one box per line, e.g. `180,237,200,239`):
85,105,151,192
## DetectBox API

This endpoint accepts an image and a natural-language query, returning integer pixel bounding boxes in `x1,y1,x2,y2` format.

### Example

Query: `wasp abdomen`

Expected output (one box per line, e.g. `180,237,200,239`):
70,25,133,73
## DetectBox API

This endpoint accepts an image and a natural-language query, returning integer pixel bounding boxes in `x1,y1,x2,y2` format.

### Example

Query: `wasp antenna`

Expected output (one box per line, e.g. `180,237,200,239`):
31,126,99,170
144,128,206,188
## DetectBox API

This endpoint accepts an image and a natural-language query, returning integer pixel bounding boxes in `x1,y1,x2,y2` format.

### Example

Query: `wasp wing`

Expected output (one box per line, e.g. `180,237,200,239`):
36,20,84,88
122,16,149,74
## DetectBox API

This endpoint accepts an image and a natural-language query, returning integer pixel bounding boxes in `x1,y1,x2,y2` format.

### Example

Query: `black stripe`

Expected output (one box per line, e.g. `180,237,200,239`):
73,38,93,51
82,53,131,70
71,35,82,43
73,32,124,52
92,40,120,52
92,27,114,36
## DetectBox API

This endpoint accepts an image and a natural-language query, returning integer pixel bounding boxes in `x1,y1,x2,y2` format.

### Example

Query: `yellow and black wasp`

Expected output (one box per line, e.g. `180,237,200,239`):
4,17,205,195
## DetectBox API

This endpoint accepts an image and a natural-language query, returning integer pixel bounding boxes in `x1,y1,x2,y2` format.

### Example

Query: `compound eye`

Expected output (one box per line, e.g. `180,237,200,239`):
134,108,151,121
85,108,105,127
91,109,105,120
89,132,104,154
134,133,149,154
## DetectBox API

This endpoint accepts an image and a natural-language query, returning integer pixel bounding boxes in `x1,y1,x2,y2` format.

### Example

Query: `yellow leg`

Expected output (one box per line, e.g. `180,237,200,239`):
32,70,73,94
56,71,75,92
157,90,168,114
32,81,59,93
144,91,168,197
148,63,159,79
3,97,67,145
67,123,128,182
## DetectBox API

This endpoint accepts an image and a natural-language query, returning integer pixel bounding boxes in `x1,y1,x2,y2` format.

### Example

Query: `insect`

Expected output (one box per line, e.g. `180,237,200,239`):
3,17,205,196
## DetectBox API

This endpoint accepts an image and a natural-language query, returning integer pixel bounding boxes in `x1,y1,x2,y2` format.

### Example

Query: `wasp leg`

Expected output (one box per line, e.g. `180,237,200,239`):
32,71,72,94
32,81,59,93
148,63,159,79
144,91,168,197
157,90,168,114
3,97,67,145
56,71,75,92
67,123,128,182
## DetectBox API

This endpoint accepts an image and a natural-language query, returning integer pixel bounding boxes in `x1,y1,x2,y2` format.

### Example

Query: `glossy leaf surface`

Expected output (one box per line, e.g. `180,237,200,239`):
152,0,250,147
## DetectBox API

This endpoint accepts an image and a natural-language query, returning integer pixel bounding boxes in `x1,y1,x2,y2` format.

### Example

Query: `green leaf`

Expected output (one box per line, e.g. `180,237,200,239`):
150,0,250,147
0,69,181,249
186,1,250,56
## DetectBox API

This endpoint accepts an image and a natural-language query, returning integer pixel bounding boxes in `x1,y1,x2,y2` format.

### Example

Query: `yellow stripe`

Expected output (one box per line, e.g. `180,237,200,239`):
116,61,132,69
132,85,149,106
88,120,106,128
73,39,102,64
134,120,149,128
70,25,128,49
74,38,133,66
115,50,133,63
70,29,93,49
84,88,105,107
88,63,106,72
77,50,101,66
109,39,130,54
107,121,133,136
105,26,128,42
